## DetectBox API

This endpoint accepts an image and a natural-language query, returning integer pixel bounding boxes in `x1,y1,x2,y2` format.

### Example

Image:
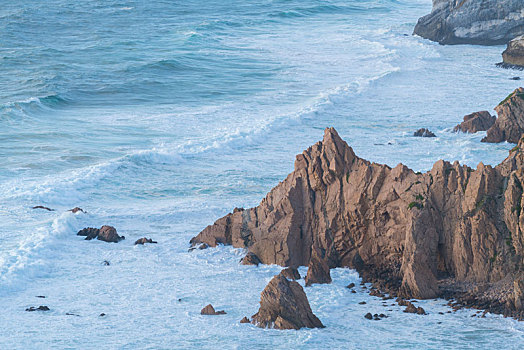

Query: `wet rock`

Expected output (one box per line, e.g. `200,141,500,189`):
413,0,524,45
36,296,46,299
369,289,385,298
453,111,496,133
240,317,250,324
102,260,110,266
134,237,157,245
32,206,54,211
240,252,261,266
351,290,357,294
364,313,373,320
251,274,324,330
413,128,436,137
304,249,331,286
26,306,50,312
502,35,524,68
69,207,85,213
403,301,426,315
482,88,524,143
346,283,356,289
200,304,226,315
280,267,301,280
78,226,124,243
99,313,106,317
359,301,367,305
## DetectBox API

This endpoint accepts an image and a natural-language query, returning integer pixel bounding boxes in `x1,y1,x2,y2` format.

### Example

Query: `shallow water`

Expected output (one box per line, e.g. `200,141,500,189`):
1,0,523,348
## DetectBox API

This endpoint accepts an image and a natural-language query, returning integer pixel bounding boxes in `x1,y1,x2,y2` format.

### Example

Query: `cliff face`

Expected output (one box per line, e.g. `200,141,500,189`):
192,128,524,317
482,88,524,144
413,0,524,45
502,35,524,67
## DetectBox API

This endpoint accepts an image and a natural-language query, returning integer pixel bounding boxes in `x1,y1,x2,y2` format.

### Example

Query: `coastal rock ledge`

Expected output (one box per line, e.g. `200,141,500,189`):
191,127,524,319
413,0,524,45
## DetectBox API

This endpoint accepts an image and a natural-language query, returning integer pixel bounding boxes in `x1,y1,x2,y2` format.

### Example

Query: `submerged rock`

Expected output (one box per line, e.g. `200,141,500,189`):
453,111,495,133
482,88,524,143
251,274,324,330
200,304,226,315
192,127,524,318
77,225,124,243
280,267,301,280
26,306,50,312
240,252,261,266
134,237,157,245
32,205,54,211
502,36,524,68
413,128,436,137
413,0,524,45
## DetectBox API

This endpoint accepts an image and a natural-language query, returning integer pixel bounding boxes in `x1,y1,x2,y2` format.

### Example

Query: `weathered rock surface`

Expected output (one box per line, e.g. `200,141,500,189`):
200,304,226,315
502,35,524,68
482,88,524,143
251,274,324,329
192,127,524,318
305,249,332,286
453,111,495,133
134,237,157,245
280,267,301,280
413,0,524,45
77,225,125,243
413,128,436,137
241,252,262,266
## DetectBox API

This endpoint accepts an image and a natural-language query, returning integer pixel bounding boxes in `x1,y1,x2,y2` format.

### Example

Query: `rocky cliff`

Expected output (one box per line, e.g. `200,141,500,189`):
413,0,524,45
192,128,524,318
502,35,524,67
482,88,524,144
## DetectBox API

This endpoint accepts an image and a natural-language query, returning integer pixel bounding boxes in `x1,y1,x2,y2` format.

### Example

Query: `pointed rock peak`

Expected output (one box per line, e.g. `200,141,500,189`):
497,87,524,107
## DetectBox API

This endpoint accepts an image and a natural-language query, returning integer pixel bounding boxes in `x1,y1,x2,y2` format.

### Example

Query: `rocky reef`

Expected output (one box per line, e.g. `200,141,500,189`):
192,127,524,319
482,88,524,143
453,111,495,133
413,0,524,45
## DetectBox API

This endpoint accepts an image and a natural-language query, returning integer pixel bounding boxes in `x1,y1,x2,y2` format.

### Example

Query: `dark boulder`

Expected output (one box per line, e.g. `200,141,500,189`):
240,252,262,266
200,304,226,315
280,267,301,280
26,306,50,312
32,206,54,211
69,207,85,213
77,226,124,243
134,237,157,245
413,128,436,137
304,250,332,287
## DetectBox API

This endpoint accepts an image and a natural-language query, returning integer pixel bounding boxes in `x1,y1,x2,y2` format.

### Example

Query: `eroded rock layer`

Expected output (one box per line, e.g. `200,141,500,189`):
191,128,524,318
413,0,524,45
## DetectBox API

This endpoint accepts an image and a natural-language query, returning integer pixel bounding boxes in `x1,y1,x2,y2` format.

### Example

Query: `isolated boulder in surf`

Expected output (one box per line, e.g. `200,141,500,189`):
413,128,436,137
134,237,157,245
413,0,524,45
77,225,124,243
251,274,324,330
453,111,495,133
200,304,226,315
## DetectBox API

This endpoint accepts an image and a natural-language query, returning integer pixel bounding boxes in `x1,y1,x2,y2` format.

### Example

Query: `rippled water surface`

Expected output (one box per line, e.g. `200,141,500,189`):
1,0,523,348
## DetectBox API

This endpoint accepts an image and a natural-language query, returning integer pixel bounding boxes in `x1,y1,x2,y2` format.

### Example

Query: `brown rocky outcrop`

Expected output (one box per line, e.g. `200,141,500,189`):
453,111,496,133
281,267,301,280
240,316,250,323
305,249,332,286
77,225,125,243
134,237,157,245
413,128,436,137
501,36,524,68
200,304,226,315
250,274,324,329
240,252,261,266
482,88,524,143
191,128,524,318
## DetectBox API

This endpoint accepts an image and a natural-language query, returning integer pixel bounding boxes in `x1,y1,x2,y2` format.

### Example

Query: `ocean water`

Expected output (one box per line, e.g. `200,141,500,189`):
1,0,523,348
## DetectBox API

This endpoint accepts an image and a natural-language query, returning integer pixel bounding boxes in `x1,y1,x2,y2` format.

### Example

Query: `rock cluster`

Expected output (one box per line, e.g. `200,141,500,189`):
453,111,495,133
413,0,524,45
77,225,125,243
200,304,226,315
250,274,324,329
192,127,524,318
482,88,524,143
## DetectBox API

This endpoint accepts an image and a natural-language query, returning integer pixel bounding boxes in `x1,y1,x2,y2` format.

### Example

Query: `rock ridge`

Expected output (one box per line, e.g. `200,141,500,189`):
191,127,524,319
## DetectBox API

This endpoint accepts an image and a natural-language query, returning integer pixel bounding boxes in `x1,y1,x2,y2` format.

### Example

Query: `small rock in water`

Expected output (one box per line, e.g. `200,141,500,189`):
351,290,357,294
32,205,54,211
364,313,373,320
102,260,110,266
178,298,182,302
413,128,436,137
66,313,80,317
99,313,106,317
69,207,85,213
240,252,261,266
36,295,46,299
511,77,521,80
240,316,250,324
134,237,157,245
346,283,355,289
359,301,366,305
200,304,226,315
26,306,50,312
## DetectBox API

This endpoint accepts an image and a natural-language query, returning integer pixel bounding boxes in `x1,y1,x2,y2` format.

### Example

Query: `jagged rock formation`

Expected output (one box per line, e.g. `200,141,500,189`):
482,88,524,143
77,225,125,243
305,249,332,286
502,35,524,68
192,127,524,318
453,111,495,133
280,267,301,280
413,0,524,45
250,274,324,329
413,128,436,137
200,304,226,315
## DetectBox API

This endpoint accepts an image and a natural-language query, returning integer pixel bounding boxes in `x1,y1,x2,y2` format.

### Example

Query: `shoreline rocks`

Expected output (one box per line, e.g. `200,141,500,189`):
482,88,524,143
413,0,524,45
304,249,332,286
453,111,495,133
250,274,324,329
77,225,125,243
413,128,436,137
502,36,524,68
241,252,262,266
192,127,524,319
